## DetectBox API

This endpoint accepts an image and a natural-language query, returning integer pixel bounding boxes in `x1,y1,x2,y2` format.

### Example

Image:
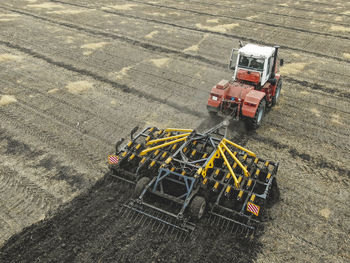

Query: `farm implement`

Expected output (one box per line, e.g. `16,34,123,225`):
109,122,279,239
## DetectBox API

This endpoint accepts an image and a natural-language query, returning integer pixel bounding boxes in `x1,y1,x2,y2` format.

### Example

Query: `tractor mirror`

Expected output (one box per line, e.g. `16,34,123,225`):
280,59,284,67
228,48,239,70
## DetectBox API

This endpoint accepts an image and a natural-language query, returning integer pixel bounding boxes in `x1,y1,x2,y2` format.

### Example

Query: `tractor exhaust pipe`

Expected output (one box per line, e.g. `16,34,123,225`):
271,46,279,79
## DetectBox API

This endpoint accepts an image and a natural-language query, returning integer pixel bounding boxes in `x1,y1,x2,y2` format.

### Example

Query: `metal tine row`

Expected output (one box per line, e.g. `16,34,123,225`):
119,205,129,217
122,206,191,242
207,213,255,237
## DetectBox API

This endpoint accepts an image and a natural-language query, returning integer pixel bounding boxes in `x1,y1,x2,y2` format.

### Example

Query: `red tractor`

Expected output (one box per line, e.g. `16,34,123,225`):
207,43,283,129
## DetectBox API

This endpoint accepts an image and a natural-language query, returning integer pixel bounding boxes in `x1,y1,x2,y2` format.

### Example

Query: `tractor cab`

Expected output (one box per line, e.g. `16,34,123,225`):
229,44,281,87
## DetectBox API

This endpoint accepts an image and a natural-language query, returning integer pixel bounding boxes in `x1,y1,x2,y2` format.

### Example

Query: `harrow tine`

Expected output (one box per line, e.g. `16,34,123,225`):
145,217,153,227
126,208,134,218
119,206,126,216
179,231,186,242
224,220,230,230
182,233,188,243
164,225,170,235
174,229,179,240
217,217,222,227
131,211,140,221
141,215,150,226
230,223,235,232
137,214,146,225
245,228,250,237
239,226,245,234
170,225,176,235
208,214,212,223
177,230,182,241
159,222,166,234
211,215,216,226
151,216,159,230
154,220,163,232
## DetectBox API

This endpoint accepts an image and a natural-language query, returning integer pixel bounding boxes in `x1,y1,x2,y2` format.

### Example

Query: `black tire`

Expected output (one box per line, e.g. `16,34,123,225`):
272,78,282,106
246,99,266,129
189,196,206,220
133,177,150,198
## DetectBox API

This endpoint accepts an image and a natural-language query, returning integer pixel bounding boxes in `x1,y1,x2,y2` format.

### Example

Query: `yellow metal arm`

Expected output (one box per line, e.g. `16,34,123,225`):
220,141,250,177
223,138,256,157
140,137,187,156
218,145,240,188
146,133,191,145
164,128,193,133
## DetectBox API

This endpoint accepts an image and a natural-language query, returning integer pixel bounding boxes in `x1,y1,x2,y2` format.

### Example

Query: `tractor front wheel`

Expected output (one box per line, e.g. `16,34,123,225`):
133,177,150,198
246,99,266,129
190,196,206,221
272,78,282,106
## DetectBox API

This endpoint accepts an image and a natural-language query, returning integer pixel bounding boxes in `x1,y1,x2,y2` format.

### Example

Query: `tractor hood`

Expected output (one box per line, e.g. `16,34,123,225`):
210,80,254,101
236,69,261,84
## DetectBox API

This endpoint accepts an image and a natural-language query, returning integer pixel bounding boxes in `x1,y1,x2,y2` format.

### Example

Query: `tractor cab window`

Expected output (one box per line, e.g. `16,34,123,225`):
238,55,265,72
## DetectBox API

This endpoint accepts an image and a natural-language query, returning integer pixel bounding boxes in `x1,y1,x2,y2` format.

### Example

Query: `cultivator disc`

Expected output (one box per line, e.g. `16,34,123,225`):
109,122,279,238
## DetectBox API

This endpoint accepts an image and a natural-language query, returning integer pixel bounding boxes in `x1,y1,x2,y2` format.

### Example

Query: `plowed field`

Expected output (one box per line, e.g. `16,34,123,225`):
0,0,349,262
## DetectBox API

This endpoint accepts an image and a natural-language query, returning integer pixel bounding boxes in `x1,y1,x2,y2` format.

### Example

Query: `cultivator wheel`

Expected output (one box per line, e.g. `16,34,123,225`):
109,121,279,239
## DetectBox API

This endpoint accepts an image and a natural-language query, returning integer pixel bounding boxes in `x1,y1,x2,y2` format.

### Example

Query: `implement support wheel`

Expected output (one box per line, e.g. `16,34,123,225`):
133,177,150,198
190,196,206,220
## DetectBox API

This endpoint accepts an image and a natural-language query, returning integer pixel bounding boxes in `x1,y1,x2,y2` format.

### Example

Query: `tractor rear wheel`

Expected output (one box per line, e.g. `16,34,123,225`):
133,177,150,198
246,99,266,129
272,78,282,106
190,196,206,220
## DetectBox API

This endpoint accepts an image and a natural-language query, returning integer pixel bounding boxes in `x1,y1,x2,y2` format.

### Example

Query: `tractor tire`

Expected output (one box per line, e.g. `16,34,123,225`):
189,196,206,221
133,177,150,198
246,99,266,129
272,78,282,106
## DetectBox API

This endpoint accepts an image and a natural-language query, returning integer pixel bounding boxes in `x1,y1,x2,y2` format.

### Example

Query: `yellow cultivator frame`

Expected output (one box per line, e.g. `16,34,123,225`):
111,123,279,237
201,138,257,188
139,129,192,156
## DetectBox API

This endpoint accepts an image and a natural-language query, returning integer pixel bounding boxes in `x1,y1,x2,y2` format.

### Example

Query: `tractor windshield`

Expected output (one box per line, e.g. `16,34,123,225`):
238,55,265,72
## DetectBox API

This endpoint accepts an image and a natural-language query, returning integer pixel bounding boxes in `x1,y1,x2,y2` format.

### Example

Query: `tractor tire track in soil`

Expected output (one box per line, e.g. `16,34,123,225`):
0,40,204,118
194,0,350,17
0,8,348,100
1,4,349,64
183,0,350,26
252,133,350,180
118,0,350,40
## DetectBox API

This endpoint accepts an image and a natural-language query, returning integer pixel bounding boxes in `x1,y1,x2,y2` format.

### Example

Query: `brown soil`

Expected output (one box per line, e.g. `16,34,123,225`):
0,0,349,262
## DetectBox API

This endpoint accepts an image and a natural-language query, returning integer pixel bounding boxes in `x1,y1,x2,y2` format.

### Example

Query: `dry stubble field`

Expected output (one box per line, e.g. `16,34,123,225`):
0,0,349,262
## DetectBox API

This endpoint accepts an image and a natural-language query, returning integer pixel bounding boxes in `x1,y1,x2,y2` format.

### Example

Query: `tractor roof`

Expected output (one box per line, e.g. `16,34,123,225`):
239,44,275,58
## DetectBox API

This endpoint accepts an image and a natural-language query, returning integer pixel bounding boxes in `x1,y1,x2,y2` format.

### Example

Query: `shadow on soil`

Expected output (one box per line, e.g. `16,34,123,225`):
0,172,265,263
